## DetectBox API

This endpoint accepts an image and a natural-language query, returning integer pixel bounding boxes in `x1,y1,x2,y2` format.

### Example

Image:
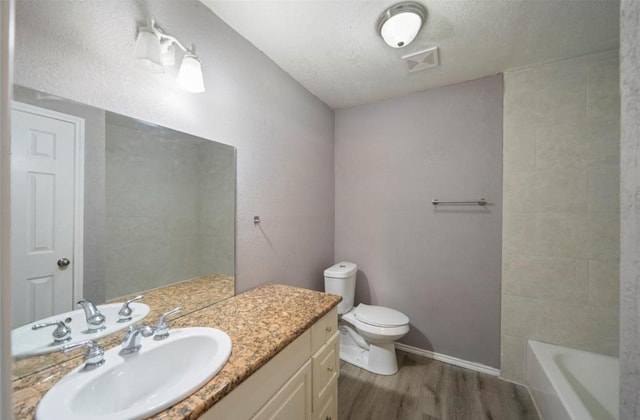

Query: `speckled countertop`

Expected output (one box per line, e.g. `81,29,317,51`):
13,283,341,419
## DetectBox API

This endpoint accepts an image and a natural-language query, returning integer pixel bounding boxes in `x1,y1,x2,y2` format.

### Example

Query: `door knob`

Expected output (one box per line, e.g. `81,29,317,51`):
57,258,70,268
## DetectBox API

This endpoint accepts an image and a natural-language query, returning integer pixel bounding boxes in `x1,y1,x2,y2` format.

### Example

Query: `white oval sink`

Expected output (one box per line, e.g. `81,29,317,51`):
11,302,150,358
36,327,232,420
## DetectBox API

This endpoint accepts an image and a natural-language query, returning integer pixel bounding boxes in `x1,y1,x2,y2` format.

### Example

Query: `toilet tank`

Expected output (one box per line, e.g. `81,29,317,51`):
324,262,357,314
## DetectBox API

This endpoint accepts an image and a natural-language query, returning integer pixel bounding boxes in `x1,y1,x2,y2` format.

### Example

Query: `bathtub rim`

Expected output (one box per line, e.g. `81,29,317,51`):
527,340,618,420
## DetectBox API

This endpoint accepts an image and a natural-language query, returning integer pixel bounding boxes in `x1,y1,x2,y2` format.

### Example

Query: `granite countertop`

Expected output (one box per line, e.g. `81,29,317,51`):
13,283,341,419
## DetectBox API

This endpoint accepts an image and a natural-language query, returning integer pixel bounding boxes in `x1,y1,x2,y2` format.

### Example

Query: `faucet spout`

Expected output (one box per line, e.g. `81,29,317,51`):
77,300,106,333
120,324,154,354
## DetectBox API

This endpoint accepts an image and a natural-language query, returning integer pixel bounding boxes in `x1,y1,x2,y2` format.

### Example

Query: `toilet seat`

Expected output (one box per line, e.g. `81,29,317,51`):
352,304,409,328
341,304,410,343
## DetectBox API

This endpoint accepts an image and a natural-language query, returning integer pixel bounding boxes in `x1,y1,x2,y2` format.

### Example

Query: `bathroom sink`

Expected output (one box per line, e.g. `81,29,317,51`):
11,302,150,358
36,327,232,420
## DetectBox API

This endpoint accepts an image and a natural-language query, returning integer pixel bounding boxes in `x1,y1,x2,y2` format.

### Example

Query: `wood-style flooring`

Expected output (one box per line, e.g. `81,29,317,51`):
338,351,540,420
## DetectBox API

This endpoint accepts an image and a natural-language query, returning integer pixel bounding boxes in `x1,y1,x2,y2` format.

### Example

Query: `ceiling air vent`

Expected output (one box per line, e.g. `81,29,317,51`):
402,46,439,73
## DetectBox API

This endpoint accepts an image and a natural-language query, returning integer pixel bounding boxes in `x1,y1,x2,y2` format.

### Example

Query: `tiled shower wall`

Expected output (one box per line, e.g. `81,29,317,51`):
501,50,620,383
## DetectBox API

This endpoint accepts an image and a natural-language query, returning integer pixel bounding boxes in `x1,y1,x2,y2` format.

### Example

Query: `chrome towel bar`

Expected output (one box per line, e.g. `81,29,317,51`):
432,199,487,206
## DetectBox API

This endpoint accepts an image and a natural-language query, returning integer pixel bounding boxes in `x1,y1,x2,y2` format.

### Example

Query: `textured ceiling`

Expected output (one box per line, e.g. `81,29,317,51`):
201,0,620,109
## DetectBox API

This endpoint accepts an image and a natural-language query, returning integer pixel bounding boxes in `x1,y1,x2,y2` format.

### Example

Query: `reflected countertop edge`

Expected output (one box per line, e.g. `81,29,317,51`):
12,283,342,420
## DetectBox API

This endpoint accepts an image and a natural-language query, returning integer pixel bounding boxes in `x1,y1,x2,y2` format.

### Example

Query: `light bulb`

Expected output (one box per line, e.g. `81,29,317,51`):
177,54,205,93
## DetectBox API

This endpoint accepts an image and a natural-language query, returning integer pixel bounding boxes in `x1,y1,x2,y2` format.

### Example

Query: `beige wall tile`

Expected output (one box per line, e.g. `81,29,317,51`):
577,212,620,260
585,119,620,165
502,294,537,336
535,122,588,170
587,65,620,123
535,213,584,258
589,259,620,307
502,51,620,375
503,213,536,255
504,122,536,172
536,72,586,124
503,254,587,303
536,300,618,355
501,334,527,383
533,166,588,213
588,164,620,213
503,170,537,212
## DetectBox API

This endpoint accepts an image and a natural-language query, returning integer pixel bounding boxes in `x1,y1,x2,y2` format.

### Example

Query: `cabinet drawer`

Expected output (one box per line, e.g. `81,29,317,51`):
312,331,339,409
311,307,338,354
315,382,338,420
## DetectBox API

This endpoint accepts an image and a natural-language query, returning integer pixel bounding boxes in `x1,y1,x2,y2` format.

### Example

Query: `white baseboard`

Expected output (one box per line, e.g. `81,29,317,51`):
395,342,501,377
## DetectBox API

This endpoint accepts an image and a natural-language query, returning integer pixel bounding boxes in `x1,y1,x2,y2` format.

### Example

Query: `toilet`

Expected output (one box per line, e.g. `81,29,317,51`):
324,262,409,375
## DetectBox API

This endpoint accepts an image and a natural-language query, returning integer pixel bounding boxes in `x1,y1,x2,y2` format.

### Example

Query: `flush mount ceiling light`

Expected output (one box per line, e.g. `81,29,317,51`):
134,19,205,93
377,2,427,48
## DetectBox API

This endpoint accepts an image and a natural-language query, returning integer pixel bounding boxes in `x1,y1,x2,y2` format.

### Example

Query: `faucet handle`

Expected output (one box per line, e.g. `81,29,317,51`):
118,295,143,322
32,320,72,344
61,340,105,370
154,307,181,340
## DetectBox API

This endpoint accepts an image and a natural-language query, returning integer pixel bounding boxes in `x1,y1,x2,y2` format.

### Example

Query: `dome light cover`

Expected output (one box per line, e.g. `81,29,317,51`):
377,2,427,48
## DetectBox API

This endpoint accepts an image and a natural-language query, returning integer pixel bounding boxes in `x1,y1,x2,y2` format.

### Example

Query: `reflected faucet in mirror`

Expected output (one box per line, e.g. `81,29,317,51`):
77,300,106,333
11,301,151,359
117,295,143,322
31,320,72,344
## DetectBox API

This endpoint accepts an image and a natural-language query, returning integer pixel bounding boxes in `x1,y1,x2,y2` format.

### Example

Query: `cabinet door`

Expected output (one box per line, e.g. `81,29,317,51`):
252,361,312,420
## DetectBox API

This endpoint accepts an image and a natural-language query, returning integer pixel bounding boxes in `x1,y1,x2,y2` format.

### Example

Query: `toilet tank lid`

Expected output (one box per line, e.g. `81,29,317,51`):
324,261,357,278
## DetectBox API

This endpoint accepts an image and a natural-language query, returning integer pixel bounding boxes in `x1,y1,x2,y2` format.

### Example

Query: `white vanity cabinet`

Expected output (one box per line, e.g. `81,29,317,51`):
203,307,339,420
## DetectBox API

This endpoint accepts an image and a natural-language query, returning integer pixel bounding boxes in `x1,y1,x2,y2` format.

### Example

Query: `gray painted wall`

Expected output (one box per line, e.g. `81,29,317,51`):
199,141,236,276
335,76,503,368
14,0,335,294
105,118,235,299
106,121,201,299
620,1,640,417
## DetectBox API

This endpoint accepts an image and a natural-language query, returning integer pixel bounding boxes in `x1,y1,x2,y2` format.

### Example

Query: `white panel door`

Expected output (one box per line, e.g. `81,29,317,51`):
11,103,83,327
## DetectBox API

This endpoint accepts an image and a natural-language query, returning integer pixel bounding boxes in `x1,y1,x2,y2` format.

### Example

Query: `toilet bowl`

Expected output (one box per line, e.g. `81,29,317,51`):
324,262,410,375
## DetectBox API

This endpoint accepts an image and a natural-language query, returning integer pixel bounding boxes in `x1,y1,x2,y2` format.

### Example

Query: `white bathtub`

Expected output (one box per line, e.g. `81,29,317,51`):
526,340,619,420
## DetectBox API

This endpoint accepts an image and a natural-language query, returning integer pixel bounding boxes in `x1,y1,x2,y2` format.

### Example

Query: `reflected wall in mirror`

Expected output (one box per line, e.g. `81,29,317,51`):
11,85,236,378
105,113,235,300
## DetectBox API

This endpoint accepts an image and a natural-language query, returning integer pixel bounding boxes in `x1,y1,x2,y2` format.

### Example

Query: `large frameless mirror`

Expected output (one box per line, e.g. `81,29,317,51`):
10,85,236,378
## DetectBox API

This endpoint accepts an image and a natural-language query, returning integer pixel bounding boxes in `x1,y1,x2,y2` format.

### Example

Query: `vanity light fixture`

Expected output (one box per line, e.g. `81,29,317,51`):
134,19,205,93
377,2,427,48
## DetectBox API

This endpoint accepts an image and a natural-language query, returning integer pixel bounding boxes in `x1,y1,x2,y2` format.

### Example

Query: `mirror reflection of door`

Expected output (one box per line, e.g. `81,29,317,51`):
10,102,84,327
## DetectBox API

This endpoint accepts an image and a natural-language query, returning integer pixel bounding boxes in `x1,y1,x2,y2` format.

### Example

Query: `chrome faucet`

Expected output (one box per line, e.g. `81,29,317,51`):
32,320,72,344
117,295,143,322
120,324,154,354
61,340,105,370
77,299,106,333
154,307,181,340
